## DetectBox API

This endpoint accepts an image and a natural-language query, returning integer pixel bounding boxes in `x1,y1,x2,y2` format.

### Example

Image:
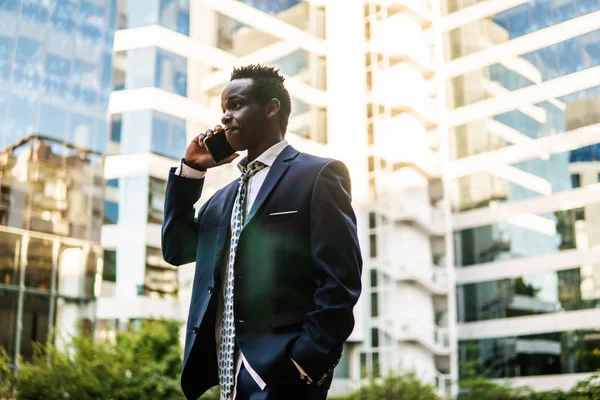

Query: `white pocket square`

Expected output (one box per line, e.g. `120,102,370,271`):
269,211,298,216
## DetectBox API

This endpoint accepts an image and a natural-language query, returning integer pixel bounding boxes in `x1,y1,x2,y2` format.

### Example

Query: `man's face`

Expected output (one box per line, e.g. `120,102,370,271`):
220,78,266,152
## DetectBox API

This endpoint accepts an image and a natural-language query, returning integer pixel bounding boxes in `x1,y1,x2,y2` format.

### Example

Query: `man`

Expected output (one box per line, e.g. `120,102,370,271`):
162,64,362,400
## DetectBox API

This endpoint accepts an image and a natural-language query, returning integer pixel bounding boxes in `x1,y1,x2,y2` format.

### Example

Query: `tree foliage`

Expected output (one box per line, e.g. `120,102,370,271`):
0,320,189,400
330,371,441,400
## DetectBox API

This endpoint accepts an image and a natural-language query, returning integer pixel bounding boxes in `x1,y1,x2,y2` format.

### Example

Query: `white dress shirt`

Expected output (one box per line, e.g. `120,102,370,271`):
175,140,311,398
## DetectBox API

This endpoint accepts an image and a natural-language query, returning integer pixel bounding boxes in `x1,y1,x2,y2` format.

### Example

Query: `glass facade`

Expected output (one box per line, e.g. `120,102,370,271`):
449,0,600,385
460,329,600,379
0,136,103,363
458,266,600,323
0,0,116,152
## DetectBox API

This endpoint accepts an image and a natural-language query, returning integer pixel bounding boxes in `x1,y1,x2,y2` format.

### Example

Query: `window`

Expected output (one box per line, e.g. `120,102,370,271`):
148,177,167,224
22,1,50,23
572,173,581,188
369,234,377,258
104,200,118,224
103,250,116,283
370,269,378,288
51,0,78,33
155,49,187,97
39,104,67,142
371,327,379,348
0,35,14,82
110,117,122,143
370,292,378,317
79,1,105,43
69,114,94,149
151,113,186,159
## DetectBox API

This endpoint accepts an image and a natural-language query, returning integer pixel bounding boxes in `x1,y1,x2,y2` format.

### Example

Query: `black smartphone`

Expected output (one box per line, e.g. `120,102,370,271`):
204,130,235,163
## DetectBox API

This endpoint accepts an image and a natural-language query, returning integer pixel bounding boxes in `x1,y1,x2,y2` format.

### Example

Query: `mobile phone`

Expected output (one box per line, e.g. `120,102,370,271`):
204,130,235,164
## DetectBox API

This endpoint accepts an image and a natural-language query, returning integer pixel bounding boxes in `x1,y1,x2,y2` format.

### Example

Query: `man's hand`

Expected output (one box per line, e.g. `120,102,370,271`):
184,125,239,170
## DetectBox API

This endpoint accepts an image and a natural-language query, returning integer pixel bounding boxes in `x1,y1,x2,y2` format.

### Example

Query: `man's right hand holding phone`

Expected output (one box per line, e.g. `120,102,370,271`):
183,125,239,171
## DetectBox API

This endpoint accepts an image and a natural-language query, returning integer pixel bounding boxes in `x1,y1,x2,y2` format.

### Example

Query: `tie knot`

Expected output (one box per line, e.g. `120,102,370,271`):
240,160,267,180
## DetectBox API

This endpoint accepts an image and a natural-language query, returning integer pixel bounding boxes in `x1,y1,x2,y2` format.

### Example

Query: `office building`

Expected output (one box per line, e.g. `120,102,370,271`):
0,0,114,365
446,0,600,393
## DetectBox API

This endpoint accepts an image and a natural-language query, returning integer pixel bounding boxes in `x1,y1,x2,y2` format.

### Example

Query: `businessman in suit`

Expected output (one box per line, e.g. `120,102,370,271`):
162,64,362,400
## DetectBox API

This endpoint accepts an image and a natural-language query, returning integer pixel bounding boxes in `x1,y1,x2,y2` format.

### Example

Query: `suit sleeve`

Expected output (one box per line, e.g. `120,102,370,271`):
290,160,363,383
161,167,208,266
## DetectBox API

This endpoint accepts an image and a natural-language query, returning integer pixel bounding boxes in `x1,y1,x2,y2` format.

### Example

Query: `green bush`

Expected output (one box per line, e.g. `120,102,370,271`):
0,320,188,400
330,371,441,400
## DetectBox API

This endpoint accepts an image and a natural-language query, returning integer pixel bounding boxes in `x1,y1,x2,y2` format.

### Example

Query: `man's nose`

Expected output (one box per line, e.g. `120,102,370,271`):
221,112,232,125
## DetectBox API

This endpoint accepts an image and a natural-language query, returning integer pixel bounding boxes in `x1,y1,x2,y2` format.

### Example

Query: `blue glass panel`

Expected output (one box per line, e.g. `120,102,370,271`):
271,49,308,77
79,1,104,43
6,94,37,145
572,174,581,188
51,0,78,33
0,90,8,148
576,0,600,15
155,49,187,96
0,0,20,13
22,1,50,23
177,10,189,36
39,104,67,141
110,118,121,142
104,200,118,224
554,0,577,24
14,36,42,88
45,54,71,76
107,179,118,188
530,0,552,32
95,119,107,154
151,113,186,159
69,113,94,149
0,35,14,82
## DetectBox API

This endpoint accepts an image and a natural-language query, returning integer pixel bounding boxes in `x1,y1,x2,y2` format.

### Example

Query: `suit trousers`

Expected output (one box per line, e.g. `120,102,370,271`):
234,364,329,400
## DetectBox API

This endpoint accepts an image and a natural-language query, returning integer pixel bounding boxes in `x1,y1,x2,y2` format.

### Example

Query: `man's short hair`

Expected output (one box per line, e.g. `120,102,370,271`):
230,64,292,134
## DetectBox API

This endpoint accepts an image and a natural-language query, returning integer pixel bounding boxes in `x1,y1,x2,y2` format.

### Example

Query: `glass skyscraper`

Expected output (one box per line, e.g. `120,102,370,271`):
0,0,115,366
446,0,600,390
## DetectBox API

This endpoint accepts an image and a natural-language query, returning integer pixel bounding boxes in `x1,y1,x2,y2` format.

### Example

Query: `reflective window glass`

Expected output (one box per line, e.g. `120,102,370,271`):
0,289,18,362
151,113,186,159
0,0,20,13
155,49,187,97
51,0,78,33
6,94,37,145
148,177,166,224
39,104,67,141
0,232,20,286
104,200,118,224
0,35,14,82
22,1,50,23
69,113,94,149
460,330,600,379
25,237,54,291
79,1,105,43
20,292,50,360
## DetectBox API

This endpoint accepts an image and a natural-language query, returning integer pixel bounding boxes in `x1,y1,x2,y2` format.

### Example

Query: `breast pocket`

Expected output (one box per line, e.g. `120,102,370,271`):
266,210,299,225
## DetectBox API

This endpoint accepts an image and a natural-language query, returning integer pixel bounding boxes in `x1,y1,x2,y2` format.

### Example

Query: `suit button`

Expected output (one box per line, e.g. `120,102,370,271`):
192,325,199,334
207,285,213,294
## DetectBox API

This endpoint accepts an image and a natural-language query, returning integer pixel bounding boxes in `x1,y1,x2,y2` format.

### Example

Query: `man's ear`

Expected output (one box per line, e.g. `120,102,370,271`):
266,98,281,120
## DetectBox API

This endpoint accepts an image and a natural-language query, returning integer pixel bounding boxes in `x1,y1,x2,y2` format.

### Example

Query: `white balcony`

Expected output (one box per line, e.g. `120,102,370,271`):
376,318,452,356
372,0,434,28
381,262,449,295
375,194,446,236
368,13,434,77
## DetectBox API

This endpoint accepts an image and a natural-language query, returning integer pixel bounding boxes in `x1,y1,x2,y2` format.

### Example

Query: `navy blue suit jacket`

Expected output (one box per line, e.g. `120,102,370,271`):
162,145,362,399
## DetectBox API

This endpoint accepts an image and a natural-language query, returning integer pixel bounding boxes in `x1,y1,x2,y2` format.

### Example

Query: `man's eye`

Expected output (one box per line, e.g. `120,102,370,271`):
233,103,241,109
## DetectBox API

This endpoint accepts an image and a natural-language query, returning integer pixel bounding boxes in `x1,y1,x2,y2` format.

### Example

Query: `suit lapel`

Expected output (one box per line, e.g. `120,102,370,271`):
213,180,238,278
245,145,299,227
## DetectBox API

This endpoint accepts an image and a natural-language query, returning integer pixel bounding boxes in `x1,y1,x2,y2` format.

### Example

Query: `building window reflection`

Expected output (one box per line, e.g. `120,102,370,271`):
460,329,600,379
143,247,178,299
148,177,166,224
458,265,600,323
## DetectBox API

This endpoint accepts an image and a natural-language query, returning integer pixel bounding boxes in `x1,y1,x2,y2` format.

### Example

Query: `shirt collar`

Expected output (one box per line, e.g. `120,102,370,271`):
237,140,289,172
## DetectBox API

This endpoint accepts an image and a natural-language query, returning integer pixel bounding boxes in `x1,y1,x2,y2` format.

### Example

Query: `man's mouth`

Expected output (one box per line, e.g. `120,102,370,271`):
225,127,238,134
